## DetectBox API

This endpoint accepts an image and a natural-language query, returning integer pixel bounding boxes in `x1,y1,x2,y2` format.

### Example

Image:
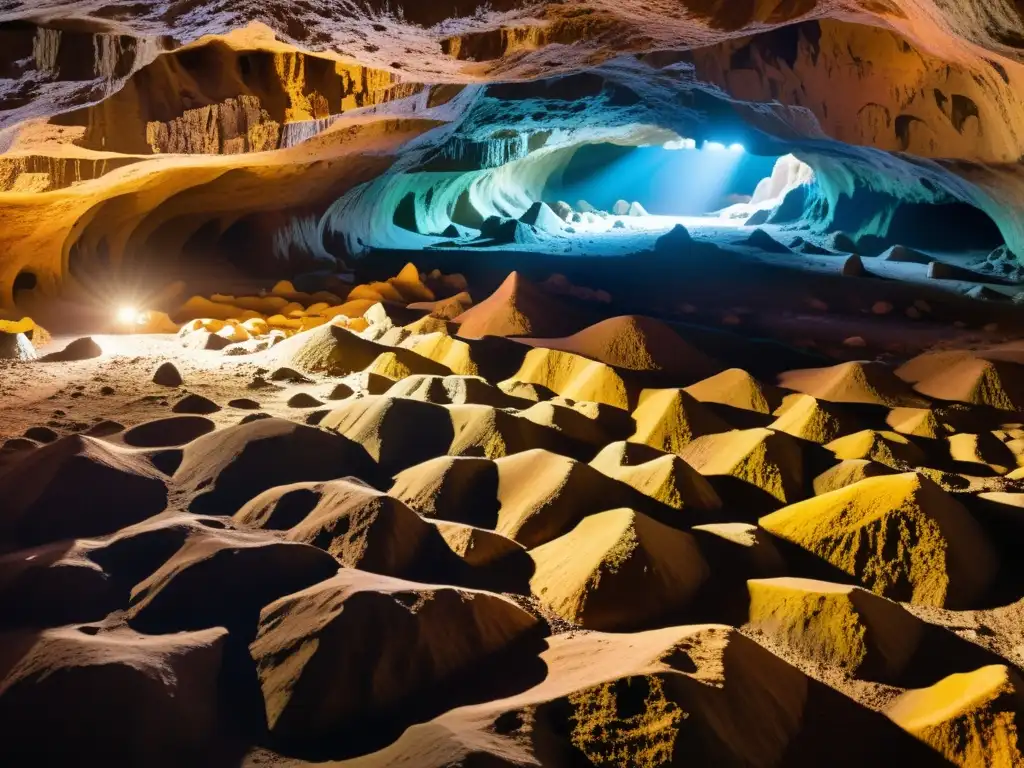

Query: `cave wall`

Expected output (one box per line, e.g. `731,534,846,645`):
1,2,1024,310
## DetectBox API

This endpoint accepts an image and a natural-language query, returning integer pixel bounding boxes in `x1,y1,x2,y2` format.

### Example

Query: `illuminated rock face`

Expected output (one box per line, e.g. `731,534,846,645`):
1,2,1024,307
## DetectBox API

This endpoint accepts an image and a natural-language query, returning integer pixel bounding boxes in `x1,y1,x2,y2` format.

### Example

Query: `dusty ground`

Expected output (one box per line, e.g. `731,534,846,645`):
3,261,1024,766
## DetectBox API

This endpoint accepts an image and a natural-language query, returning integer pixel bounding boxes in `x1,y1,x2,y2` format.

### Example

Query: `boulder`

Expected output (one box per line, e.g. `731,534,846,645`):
550,200,573,220
152,362,183,387
0,331,36,361
39,336,101,362
653,223,693,253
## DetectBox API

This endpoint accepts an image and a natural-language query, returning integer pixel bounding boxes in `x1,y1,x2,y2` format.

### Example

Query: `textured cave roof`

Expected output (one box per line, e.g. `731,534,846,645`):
1,0,1024,309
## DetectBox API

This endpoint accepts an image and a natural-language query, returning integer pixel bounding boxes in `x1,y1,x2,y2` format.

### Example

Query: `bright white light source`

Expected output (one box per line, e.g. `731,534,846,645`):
116,306,141,325
662,137,697,150
703,141,726,151
729,143,745,153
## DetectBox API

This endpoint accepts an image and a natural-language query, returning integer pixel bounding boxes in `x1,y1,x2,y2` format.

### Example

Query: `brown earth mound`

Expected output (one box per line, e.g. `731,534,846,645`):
769,394,863,444
453,271,587,339
122,415,216,447
590,440,723,514
0,434,169,546
887,665,1024,766
680,427,806,509
173,418,382,515
747,577,926,683
685,367,786,414
779,361,928,407
0,625,226,767
250,568,541,745
630,387,733,453
519,315,719,381
760,473,999,608
126,526,339,635
825,429,929,469
914,356,1024,411
528,507,709,630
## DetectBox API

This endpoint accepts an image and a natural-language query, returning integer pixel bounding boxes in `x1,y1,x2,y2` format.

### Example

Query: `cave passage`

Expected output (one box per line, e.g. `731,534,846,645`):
545,141,780,216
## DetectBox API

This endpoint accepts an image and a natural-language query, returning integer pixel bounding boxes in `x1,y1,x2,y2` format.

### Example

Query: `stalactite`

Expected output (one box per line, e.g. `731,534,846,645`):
32,28,61,75
279,115,343,148
93,35,126,83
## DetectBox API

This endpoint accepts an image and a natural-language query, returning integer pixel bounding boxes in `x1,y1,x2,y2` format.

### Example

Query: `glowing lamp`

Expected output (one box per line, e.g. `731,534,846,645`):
704,141,726,151
729,143,745,153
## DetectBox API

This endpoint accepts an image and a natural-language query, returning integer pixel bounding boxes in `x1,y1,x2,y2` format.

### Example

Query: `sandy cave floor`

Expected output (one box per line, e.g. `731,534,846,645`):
5,255,1024,766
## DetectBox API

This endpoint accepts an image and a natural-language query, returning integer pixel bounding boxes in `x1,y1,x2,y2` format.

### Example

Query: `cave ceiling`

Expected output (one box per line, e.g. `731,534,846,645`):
1,0,1024,307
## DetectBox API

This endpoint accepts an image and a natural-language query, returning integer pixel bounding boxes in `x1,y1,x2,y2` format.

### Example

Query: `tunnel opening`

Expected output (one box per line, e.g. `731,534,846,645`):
545,140,781,217
12,269,37,301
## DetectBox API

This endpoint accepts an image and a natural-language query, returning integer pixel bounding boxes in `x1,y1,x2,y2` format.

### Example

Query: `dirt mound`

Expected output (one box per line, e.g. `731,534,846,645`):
122,415,215,447
886,407,951,438
402,332,480,376
630,387,732,453
499,378,558,402
529,507,709,630
407,291,473,321
826,429,929,469
500,347,631,408
760,473,998,608
518,399,629,447
813,459,896,495
519,315,718,381
171,392,220,414
895,349,979,383
250,568,541,744
769,394,863,443
126,526,339,636
747,577,926,683
590,441,723,513
490,450,654,547
453,271,587,339
914,356,1024,411
431,520,526,568
239,478,467,582
386,373,527,408
447,403,583,460
388,262,435,303
887,665,1024,766
745,227,791,253
779,361,928,407
680,427,805,508
0,434,168,546
0,540,120,629
321,396,455,474
173,418,381,516
949,432,1016,473
403,332,530,381
269,323,450,378
0,625,226,767
389,625,939,766
684,367,785,414
390,456,499,528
